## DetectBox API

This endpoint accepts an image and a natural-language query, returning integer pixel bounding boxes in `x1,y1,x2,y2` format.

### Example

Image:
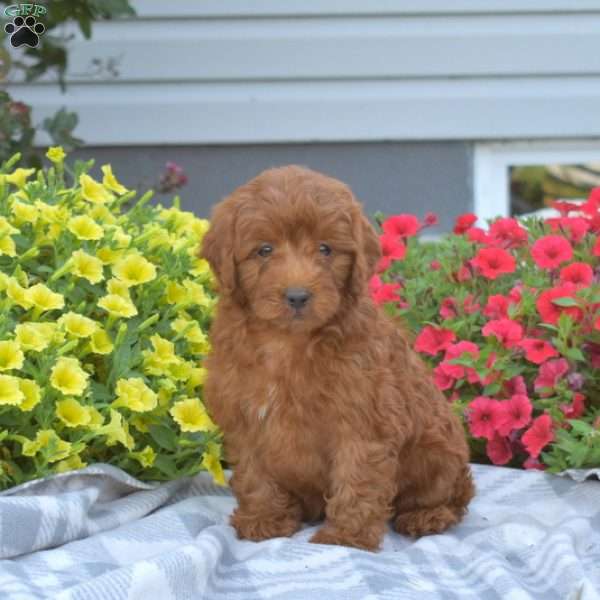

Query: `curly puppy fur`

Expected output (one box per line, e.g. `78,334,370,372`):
200,166,474,551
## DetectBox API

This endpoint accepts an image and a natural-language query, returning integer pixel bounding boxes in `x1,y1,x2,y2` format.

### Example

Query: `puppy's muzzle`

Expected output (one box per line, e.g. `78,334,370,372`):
285,287,311,311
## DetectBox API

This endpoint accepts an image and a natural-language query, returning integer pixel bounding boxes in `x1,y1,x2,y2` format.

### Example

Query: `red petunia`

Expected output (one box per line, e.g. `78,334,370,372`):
440,297,458,319
593,237,600,257
456,264,472,282
561,392,586,419
489,218,528,249
559,262,593,288
371,282,402,306
379,233,407,259
368,275,382,295
519,338,559,364
531,235,573,269
424,212,438,226
484,295,510,319
497,394,533,436
430,260,441,270
534,358,569,396
382,214,420,238
582,187,600,215
482,318,523,348
521,414,554,459
536,284,582,324
463,294,480,315
551,199,582,216
546,216,590,244
433,362,456,391
471,247,516,280
486,433,513,465
443,341,480,381
467,396,503,441
502,375,528,398
466,227,492,245
414,325,456,356
454,213,478,234
523,456,545,470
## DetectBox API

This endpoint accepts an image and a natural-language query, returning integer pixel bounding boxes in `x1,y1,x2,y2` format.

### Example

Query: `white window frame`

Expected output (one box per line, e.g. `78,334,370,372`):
473,140,600,223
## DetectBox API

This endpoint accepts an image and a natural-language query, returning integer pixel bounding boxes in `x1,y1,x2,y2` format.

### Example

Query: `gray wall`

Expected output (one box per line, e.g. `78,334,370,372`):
73,142,472,234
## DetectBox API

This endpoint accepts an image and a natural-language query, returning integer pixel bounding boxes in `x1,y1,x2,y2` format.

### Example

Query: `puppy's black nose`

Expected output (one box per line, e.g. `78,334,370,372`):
285,287,311,310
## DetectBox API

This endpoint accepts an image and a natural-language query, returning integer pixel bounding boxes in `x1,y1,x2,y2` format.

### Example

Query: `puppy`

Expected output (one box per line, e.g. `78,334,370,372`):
200,166,474,551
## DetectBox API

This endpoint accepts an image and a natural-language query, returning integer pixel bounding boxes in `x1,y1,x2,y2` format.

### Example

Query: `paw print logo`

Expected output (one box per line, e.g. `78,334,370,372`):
4,15,45,48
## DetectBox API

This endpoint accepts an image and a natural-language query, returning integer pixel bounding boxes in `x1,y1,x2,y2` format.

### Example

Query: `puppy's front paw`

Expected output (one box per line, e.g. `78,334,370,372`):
231,508,300,542
310,526,380,552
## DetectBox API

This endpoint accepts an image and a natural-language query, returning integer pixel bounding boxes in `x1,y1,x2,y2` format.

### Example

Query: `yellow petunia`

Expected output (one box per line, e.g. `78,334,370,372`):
182,279,211,308
0,341,24,371
165,281,186,305
96,246,124,265
26,283,65,312
69,250,105,284
98,294,138,318
86,406,104,429
89,329,113,354
113,378,157,412
46,146,66,164
11,200,38,225
22,430,72,463
89,204,117,225
18,378,41,411
190,218,210,240
130,445,156,468
112,253,157,287
5,168,35,189
56,398,92,427
0,374,24,406
59,312,99,338
172,317,209,346
15,322,56,352
101,165,128,195
80,173,114,204
189,257,212,279
168,359,192,382
95,409,134,449
0,236,16,257
108,226,132,249
0,216,19,235
188,366,208,389
6,277,31,309
202,442,226,486
106,278,131,299
170,397,216,433
55,454,87,473
50,357,89,396
33,201,69,225
67,215,104,241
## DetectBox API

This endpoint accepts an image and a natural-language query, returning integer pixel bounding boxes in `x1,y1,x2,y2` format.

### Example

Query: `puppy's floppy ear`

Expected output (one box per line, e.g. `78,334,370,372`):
349,205,382,297
199,196,238,295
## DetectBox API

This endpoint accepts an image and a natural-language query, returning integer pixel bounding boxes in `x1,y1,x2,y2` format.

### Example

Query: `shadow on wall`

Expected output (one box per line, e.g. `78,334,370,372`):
72,142,472,234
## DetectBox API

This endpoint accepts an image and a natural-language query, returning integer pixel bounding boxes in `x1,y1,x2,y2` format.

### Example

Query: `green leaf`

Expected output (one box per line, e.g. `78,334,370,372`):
149,425,177,452
551,296,578,307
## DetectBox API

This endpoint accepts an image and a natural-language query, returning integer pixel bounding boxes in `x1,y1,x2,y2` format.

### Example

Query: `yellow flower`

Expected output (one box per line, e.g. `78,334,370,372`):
15,323,51,352
168,359,192,382
0,216,19,235
59,312,99,338
26,283,65,312
183,279,211,308
89,329,113,354
56,398,92,427
34,201,69,224
113,378,157,412
50,357,89,396
130,415,151,433
170,397,216,433
0,236,16,257
67,215,104,241
18,379,41,411
109,225,132,249
69,250,105,284
55,454,86,473
87,406,104,429
89,204,117,225
101,165,128,195
46,146,66,164
107,278,131,299
96,246,124,265
130,445,156,468
165,281,186,304
95,409,134,449
0,374,24,406
0,341,24,371
202,442,226,486
80,173,114,204
22,430,72,463
11,200,38,225
5,168,35,188
172,317,209,346
98,294,138,318
189,258,212,279
188,366,207,389
6,277,31,309
190,218,210,240
112,253,157,287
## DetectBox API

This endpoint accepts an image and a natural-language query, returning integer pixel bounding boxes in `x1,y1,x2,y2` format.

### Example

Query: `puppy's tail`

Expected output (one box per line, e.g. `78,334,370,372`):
450,464,475,519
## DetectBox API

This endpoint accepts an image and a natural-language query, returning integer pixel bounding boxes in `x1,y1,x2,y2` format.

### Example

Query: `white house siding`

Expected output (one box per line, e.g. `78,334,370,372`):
7,0,600,146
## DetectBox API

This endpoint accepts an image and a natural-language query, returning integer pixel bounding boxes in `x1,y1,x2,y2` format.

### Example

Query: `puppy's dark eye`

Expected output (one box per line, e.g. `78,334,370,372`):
257,244,273,257
319,243,332,256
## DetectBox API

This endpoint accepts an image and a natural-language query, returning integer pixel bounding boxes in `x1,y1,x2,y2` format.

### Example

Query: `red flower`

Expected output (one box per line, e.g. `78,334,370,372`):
519,338,559,364
454,213,477,234
536,284,582,324
382,214,420,238
467,396,502,440
521,414,554,459
466,227,492,245
546,217,590,244
561,392,585,419
559,262,593,287
523,457,545,470
379,233,407,260
593,237,600,257
440,297,458,319
551,199,582,216
414,325,456,356
483,295,510,319
482,318,523,348
534,358,569,396
486,433,513,465
456,264,472,282
497,394,533,436
443,341,480,380
424,212,438,226
371,282,402,305
463,294,480,314
471,247,516,280
433,363,455,391
531,235,573,269
430,260,441,270
368,275,382,295
582,187,600,215
502,375,527,397
489,218,528,249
